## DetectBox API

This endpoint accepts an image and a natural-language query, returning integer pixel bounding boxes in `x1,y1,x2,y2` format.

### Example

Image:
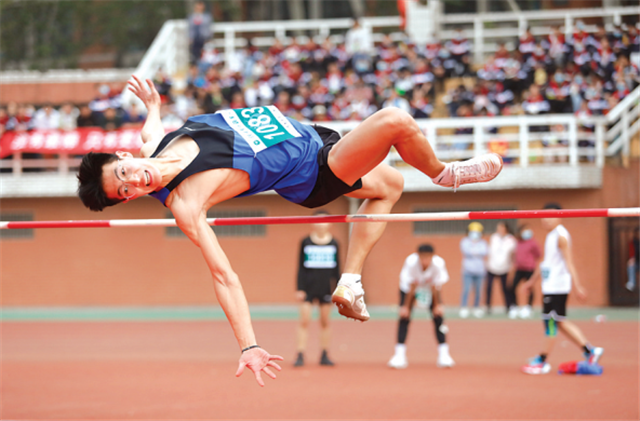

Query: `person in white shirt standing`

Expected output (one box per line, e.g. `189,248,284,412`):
485,222,517,315
520,203,604,375
388,244,455,369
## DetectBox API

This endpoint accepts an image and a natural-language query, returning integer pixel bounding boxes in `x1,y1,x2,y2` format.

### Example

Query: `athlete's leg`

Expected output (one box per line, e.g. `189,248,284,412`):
319,303,334,365
557,320,589,348
296,301,312,353
327,108,445,186
319,303,332,351
341,163,404,274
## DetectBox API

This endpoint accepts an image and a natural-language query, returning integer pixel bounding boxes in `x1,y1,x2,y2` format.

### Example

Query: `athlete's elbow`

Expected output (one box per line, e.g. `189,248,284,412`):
211,268,240,288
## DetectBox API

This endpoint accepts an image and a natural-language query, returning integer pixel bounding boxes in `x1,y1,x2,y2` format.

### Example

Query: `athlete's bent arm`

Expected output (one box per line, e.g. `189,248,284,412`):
172,203,283,386
431,285,443,317
400,282,418,318
558,235,586,301
127,75,167,154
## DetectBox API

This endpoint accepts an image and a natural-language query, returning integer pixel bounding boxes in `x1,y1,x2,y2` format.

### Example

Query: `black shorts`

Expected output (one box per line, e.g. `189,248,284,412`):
304,291,333,305
297,125,363,209
542,294,568,321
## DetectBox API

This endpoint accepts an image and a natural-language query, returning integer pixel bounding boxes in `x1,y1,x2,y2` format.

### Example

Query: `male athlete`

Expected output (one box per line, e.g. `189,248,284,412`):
520,203,603,374
78,76,503,386
387,244,455,369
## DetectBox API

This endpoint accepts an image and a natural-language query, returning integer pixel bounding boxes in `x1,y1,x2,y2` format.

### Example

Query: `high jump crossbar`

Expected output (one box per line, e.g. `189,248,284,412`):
1,208,639,230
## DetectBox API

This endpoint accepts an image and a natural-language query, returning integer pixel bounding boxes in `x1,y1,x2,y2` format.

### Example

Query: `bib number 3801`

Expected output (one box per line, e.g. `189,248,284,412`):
218,105,302,153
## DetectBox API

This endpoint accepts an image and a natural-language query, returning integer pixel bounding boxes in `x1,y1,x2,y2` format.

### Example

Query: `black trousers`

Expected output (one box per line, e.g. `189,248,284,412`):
397,290,446,345
509,270,535,307
486,271,510,310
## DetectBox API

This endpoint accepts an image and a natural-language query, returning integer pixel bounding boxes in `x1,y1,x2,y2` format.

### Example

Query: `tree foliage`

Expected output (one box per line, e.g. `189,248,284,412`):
0,0,187,70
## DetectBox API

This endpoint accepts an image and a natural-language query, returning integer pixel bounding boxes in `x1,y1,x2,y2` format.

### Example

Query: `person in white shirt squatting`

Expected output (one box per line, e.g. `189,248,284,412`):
388,244,455,369
520,203,603,375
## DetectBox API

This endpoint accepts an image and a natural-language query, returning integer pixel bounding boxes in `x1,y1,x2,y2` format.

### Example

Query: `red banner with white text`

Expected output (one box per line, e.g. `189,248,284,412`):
0,128,146,158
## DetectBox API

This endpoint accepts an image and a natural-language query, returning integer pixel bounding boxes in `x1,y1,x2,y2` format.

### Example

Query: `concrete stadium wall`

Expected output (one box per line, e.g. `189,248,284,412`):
1,160,638,308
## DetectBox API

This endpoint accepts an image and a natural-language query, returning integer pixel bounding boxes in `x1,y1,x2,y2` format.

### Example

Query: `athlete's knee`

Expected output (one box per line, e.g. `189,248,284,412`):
377,108,418,138
383,168,404,202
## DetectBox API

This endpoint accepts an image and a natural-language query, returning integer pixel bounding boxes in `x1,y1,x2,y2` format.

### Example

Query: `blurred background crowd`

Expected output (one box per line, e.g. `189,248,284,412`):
1,17,638,137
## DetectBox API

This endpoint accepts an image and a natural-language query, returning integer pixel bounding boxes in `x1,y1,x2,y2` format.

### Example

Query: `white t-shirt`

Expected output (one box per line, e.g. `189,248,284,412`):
541,224,572,294
399,253,449,293
487,233,517,275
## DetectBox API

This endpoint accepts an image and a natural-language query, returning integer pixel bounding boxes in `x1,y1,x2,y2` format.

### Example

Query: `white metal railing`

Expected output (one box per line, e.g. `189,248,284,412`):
2,86,638,176
436,6,640,63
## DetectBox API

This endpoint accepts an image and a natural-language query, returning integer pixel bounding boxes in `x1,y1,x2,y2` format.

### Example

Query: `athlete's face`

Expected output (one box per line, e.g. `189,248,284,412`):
102,151,163,202
541,217,560,231
419,253,433,270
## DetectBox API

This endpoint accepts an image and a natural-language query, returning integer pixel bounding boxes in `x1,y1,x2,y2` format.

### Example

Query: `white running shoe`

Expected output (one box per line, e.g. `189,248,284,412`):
433,153,504,191
587,347,604,365
332,284,370,322
473,308,485,318
459,308,470,318
388,354,408,369
508,307,519,319
437,352,455,368
519,305,532,319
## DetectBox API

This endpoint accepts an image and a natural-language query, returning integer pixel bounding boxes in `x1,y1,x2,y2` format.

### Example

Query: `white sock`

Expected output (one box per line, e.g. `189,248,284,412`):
432,163,452,186
395,343,407,357
438,343,449,355
338,273,364,295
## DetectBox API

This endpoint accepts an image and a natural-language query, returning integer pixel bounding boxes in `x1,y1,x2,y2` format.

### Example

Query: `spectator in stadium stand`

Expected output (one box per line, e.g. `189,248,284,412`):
445,28,471,77
587,88,610,116
410,88,434,119
593,37,617,80
14,105,34,132
122,103,146,128
345,18,373,75
58,102,79,131
89,84,113,117
77,104,98,128
522,84,551,115
545,26,568,68
188,0,212,64
382,88,411,114
542,124,569,163
3,102,19,132
325,62,345,95
545,69,571,113
575,101,595,162
489,82,515,114
518,27,536,64
98,107,123,132
311,105,330,122
32,103,60,130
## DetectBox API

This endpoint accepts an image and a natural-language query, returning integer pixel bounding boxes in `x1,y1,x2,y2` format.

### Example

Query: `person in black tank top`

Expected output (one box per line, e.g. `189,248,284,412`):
77,75,504,386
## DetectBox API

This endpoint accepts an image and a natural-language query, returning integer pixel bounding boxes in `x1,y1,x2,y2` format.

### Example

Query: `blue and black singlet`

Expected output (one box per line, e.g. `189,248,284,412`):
148,107,323,205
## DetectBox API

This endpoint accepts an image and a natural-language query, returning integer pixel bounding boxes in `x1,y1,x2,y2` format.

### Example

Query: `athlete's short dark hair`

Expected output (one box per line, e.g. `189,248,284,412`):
418,244,434,254
77,152,123,212
543,202,563,210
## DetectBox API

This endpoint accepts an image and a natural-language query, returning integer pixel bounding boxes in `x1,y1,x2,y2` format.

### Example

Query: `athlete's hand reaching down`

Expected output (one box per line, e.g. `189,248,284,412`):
236,347,284,387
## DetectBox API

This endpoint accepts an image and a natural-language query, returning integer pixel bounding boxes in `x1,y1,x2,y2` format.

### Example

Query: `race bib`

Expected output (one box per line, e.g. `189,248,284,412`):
415,287,432,309
217,106,302,154
541,266,550,281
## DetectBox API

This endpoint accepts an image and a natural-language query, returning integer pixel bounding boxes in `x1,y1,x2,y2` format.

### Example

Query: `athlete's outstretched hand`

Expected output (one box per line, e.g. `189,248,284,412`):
236,347,283,387
127,75,161,111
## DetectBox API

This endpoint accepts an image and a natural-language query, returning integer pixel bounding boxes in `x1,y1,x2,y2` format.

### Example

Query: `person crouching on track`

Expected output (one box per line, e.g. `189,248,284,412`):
388,244,455,369
520,203,603,375
294,210,340,367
